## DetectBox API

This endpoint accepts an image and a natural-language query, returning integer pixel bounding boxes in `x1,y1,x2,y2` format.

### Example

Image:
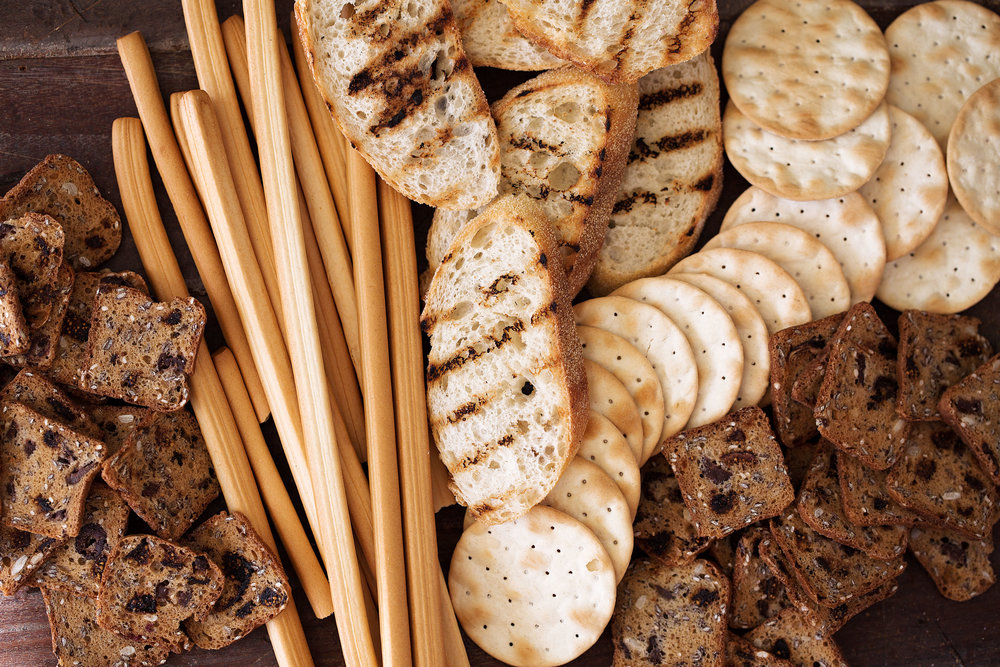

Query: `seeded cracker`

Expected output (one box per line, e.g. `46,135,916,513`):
745,608,848,667
709,532,738,577
633,454,712,566
90,404,151,458
1,368,101,439
0,260,29,355
783,438,818,493
667,406,794,539
790,354,828,410
4,263,74,369
939,352,1000,484
0,524,63,595
908,524,995,602
836,451,921,528
726,632,792,667
730,527,793,630
0,212,64,329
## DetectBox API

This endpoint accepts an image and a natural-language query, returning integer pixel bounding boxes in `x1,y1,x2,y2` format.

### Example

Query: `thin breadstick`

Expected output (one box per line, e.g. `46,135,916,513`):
213,348,335,619
112,116,314,667
242,3,376,665
115,30,270,424
439,572,471,667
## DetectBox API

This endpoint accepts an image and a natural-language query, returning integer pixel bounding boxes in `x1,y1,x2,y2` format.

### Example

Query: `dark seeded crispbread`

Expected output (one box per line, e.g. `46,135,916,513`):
90,404,151,458
745,608,848,667
4,263,74,369
836,450,921,527
0,260,29,355
1,368,101,439
42,588,169,667
797,442,908,560
96,534,223,652
612,558,729,667
885,420,998,539
80,286,205,411
0,212,64,328
815,302,910,470
769,510,906,608
790,353,827,409
101,410,219,541
731,527,793,629
897,310,992,421
667,407,794,539
708,532,738,577
782,437,819,493
0,154,121,270
181,512,290,649
30,482,130,596
769,314,844,448
939,352,1000,485
47,271,149,390
0,401,105,538
633,454,712,565
726,632,793,667
908,524,995,602
0,524,63,595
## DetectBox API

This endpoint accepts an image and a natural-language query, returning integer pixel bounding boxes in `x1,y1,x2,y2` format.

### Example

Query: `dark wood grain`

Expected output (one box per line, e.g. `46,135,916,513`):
1,1,999,666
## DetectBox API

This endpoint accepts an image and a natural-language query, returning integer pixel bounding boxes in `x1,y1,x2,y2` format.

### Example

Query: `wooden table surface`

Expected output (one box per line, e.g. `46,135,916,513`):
1,1,999,665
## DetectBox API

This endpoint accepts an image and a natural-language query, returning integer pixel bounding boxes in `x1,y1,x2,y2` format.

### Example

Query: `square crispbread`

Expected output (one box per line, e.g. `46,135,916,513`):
726,632,792,667
948,78,1000,235
4,263,74,369
815,302,909,470
30,482,130,597
667,406,794,539
897,310,992,421
769,510,906,608
722,100,891,202
836,451,921,527
769,314,844,448
0,401,105,539
1,369,101,440
611,559,729,667
790,354,827,409
80,285,205,411
0,260,29,356
939,353,1000,484
708,533,738,577
730,527,793,630
909,524,995,602
181,512,290,650
0,154,121,270
0,212,64,329
745,608,848,667
885,421,998,540
783,438,819,493
96,534,224,652
796,442,908,561
633,453,712,566
0,524,63,595
90,404,151,459
41,589,169,667
102,410,219,541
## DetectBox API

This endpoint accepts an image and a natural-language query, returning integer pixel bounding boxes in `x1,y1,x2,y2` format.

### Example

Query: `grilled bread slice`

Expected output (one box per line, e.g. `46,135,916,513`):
421,195,588,525
295,0,500,209
452,0,566,71
498,0,719,83
588,51,723,295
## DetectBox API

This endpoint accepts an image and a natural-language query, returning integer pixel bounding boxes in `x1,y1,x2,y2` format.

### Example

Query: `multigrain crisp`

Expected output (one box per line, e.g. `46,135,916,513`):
939,352,1000,485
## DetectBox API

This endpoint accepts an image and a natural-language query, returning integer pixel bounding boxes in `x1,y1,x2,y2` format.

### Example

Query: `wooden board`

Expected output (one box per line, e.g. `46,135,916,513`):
0,1,998,665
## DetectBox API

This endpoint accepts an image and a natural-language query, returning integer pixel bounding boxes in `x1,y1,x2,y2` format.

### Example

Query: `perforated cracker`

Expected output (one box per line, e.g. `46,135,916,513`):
584,360,643,464
577,411,640,519
948,77,1000,235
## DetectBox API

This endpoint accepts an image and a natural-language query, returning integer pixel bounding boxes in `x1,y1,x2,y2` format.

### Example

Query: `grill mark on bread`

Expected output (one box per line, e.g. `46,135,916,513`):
508,134,566,157
666,1,701,55
638,83,703,110
454,433,516,473
427,319,527,382
630,129,710,162
448,397,486,423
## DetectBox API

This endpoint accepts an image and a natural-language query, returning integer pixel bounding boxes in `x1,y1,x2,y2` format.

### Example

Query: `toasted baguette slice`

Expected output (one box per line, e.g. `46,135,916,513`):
453,0,566,70
499,0,719,83
421,196,588,525
588,51,723,295
295,0,500,209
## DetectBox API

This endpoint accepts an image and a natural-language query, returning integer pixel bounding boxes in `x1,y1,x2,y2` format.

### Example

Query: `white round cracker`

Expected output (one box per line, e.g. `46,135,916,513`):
578,412,641,520
703,222,851,319
885,0,1000,147
948,78,1000,236
613,277,743,428
577,325,665,463
876,195,1000,313
721,186,887,303
574,297,699,442
450,505,616,667
723,100,892,201
670,272,771,410
542,457,634,582
668,248,812,334
584,360,644,465
723,0,890,141
859,105,949,260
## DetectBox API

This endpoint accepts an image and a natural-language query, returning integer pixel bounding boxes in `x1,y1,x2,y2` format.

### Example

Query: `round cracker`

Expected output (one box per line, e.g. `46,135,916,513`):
859,105,949,260
723,100,891,201
613,277,743,428
584,360,644,464
578,411,641,520
574,297,698,442
948,78,1000,235
670,272,771,410
577,325,665,463
723,0,890,141
668,248,812,334
876,196,1000,314
885,0,1000,147
449,505,616,666
721,186,887,303
703,222,851,319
